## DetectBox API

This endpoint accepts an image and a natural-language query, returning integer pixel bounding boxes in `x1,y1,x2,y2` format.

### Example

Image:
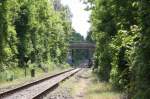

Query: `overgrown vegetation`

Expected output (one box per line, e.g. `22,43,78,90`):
86,72,124,99
0,0,72,82
85,0,150,99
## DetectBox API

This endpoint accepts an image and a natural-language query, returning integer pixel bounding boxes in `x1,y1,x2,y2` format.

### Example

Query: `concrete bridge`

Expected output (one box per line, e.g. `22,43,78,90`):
67,42,96,65
69,42,96,49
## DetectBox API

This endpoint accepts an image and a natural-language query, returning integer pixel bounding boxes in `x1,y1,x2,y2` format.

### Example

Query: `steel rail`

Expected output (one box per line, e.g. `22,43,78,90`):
0,68,81,99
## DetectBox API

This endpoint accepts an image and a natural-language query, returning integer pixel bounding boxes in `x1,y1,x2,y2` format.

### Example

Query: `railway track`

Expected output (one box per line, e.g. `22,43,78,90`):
0,68,81,99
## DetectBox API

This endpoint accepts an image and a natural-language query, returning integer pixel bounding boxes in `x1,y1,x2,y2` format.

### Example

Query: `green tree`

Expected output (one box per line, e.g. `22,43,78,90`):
132,1,150,98
86,0,150,98
89,0,116,81
0,0,19,69
0,0,72,75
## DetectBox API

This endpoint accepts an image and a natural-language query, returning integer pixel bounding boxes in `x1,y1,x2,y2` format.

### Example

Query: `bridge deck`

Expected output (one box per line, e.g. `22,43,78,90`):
69,43,96,49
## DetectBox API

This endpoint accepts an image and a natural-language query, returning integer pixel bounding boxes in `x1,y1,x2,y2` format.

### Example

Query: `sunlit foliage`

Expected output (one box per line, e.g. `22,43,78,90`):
86,0,150,98
0,0,72,70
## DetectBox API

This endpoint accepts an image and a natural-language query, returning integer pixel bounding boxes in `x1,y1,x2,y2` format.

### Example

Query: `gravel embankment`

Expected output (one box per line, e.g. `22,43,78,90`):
0,69,79,99
43,69,88,99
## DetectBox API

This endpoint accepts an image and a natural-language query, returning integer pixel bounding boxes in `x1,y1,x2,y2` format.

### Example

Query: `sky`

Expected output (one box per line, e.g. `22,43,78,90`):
61,0,91,38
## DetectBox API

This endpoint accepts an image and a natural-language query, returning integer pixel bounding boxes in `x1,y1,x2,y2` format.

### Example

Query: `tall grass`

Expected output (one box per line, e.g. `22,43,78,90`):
85,73,124,99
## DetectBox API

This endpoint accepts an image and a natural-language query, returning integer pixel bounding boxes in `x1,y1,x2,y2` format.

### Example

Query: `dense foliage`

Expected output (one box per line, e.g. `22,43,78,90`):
70,30,84,43
85,0,150,98
0,0,71,73
86,31,95,43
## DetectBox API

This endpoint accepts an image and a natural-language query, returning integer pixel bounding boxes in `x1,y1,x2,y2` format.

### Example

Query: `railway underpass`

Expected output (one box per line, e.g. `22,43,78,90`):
68,42,96,66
